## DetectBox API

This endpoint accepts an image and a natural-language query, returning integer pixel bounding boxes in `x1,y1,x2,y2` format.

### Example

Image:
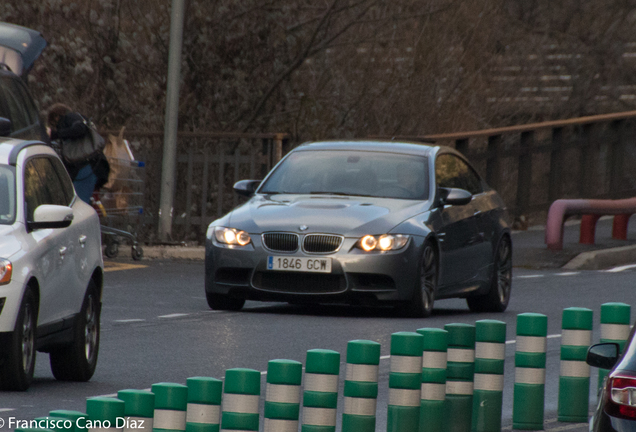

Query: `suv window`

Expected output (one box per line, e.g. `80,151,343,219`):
24,157,68,221
435,154,483,195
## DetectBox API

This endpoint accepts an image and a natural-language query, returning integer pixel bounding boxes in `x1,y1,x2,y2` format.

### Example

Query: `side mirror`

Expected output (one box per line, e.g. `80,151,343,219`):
439,187,472,206
0,117,11,137
233,180,261,197
586,343,620,370
28,205,74,231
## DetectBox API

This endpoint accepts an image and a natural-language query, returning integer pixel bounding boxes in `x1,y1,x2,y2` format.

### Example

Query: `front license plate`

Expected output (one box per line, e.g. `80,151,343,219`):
267,256,332,273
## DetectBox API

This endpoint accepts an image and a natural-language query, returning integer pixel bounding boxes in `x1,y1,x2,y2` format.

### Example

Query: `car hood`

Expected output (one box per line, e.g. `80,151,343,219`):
0,22,46,77
0,224,21,258
226,194,431,236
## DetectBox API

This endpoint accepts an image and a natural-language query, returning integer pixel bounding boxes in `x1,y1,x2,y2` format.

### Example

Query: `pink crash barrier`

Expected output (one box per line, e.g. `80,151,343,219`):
545,198,636,250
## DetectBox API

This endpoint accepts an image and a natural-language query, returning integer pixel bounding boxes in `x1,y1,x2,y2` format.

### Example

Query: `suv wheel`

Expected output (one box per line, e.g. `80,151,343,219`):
0,288,37,391
50,281,100,381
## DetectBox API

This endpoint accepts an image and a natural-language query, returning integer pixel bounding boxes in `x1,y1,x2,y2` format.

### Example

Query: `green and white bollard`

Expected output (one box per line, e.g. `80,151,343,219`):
444,323,476,432
118,390,155,432
221,368,261,432
416,328,447,432
264,359,303,432
512,313,548,430
598,302,631,390
152,383,188,432
302,349,341,432
472,320,506,432
49,410,88,432
185,377,222,432
387,332,424,432
86,397,125,431
558,307,593,422
342,340,381,432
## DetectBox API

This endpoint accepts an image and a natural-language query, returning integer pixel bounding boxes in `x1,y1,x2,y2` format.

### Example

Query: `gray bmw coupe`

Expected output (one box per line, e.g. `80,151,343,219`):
205,140,512,317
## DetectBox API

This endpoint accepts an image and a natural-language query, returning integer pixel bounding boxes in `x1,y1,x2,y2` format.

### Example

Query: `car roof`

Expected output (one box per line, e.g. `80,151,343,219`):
0,22,46,77
292,140,450,157
0,137,52,166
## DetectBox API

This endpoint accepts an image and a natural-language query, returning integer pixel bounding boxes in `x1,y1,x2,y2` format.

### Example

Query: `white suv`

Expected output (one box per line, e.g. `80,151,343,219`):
0,129,103,391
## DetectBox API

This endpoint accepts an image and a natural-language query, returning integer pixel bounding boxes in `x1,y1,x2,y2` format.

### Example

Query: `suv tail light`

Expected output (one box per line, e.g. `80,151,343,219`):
607,372,636,419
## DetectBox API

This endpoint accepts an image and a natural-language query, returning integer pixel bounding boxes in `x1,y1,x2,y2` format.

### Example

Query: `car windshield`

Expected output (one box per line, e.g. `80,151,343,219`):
259,150,429,200
0,165,15,224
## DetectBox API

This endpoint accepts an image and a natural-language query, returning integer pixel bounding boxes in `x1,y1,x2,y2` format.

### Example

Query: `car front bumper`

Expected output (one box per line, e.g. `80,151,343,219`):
205,235,426,305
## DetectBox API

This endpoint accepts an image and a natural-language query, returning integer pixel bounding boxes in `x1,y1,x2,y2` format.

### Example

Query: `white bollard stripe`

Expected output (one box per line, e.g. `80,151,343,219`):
391,355,422,374
560,360,591,378
186,403,220,424
124,416,152,432
344,396,378,416
264,418,299,432
474,373,505,391
447,348,475,363
446,380,474,395
153,409,186,430
302,407,337,426
475,342,505,360
266,383,301,404
561,329,592,347
516,336,547,353
304,373,339,393
222,393,260,414
601,323,631,341
421,383,446,401
345,364,379,382
515,367,546,384
422,351,447,369
389,388,421,407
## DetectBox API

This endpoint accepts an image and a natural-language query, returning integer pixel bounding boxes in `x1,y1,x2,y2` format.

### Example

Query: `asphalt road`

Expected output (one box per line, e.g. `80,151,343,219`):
1,259,635,431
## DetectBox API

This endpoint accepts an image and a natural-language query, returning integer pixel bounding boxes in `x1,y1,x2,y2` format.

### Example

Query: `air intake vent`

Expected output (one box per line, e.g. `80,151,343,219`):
303,234,343,253
262,233,299,252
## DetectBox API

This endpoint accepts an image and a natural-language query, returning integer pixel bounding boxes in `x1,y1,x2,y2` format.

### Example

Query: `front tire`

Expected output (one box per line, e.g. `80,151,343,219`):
0,289,37,391
50,281,100,381
467,235,512,313
206,292,245,311
403,241,437,318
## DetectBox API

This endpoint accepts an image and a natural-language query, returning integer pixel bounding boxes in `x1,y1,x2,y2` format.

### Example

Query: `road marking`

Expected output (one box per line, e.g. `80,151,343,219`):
158,313,190,319
0,408,14,412
605,263,636,273
114,319,145,323
515,274,545,279
104,262,148,272
556,272,580,276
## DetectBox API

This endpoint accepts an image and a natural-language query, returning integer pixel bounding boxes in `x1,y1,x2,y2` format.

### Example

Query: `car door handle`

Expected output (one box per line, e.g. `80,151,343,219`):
59,246,67,257
79,235,87,247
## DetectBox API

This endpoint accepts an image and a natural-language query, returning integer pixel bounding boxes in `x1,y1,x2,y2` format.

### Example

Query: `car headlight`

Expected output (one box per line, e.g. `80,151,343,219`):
212,227,252,246
0,258,12,285
357,234,409,252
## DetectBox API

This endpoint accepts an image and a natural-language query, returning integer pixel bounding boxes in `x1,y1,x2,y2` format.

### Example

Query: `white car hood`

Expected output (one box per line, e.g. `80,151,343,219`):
0,224,22,258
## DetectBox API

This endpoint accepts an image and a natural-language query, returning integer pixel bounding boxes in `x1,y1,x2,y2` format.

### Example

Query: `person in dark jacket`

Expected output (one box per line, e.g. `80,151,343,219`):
47,103,109,204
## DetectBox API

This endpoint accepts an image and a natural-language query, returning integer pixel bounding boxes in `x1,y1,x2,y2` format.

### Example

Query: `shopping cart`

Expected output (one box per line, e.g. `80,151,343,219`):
92,157,146,260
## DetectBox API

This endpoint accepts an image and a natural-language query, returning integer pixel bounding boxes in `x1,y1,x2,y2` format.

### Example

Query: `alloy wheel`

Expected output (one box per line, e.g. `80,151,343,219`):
420,245,437,312
496,239,512,304
21,303,35,372
84,294,98,362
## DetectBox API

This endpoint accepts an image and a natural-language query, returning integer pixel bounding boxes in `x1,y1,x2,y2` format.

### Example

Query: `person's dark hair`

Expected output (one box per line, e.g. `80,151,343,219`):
47,103,72,128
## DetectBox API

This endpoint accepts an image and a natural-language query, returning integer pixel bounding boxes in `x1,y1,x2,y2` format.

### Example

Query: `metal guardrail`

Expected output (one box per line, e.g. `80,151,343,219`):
99,130,289,243
383,110,636,220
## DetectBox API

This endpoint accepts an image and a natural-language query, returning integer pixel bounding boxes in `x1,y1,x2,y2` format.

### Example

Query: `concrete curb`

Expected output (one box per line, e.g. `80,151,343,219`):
562,244,636,270
142,246,205,260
